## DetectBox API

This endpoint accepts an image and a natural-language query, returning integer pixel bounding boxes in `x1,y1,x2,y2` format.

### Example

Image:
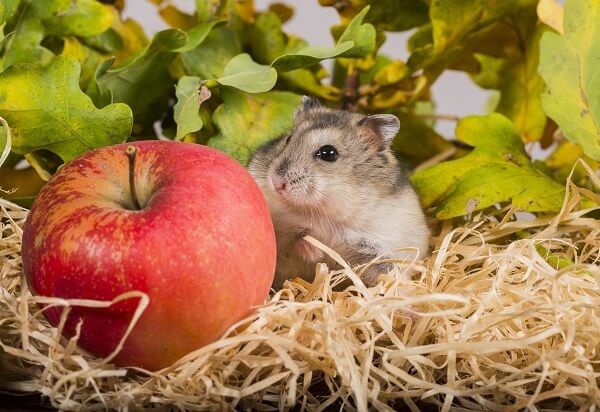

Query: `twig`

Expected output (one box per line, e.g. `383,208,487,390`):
342,70,360,111
415,113,461,122
413,147,457,173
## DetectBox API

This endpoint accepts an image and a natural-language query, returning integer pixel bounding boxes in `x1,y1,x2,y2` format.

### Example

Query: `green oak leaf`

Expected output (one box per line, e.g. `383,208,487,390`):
0,0,20,26
319,0,428,32
0,55,132,162
174,19,225,53
336,5,376,58
374,60,410,87
247,12,339,99
173,76,211,140
271,6,375,72
98,29,185,131
217,53,277,93
246,11,288,64
61,36,106,89
99,24,219,133
195,0,216,22
209,89,301,165
181,24,242,79
358,54,393,84
83,26,124,54
83,8,148,65
272,42,354,72
364,0,429,32
539,0,600,160
407,0,537,85
43,0,113,37
85,57,115,108
0,0,112,71
472,9,547,142
411,114,565,219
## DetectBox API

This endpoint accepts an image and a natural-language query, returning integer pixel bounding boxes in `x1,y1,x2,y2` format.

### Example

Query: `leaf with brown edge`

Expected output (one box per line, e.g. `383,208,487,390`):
98,23,221,133
537,0,564,34
0,0,113,70
407,0,537,88
0,55,132,162
471,9,548,142
269,3,293,23
319,0,428,32
539,0,600,161
411,114,565,219
173,76,211,141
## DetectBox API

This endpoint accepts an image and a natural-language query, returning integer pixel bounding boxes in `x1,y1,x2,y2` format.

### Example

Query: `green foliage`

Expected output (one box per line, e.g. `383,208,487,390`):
209,89,301,166
98,29,188,132
272,6,375,71
0,0,597,221
472,9,548,142
0,122,10,167
173,76,209,141
0,55,132,163
411,114,565,219
539,0,600,160
217,53,277,93
1,0,112,70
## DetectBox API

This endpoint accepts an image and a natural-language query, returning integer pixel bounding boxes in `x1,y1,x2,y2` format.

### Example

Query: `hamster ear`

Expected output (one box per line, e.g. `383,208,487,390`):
358,114,400,151
295,96,322,119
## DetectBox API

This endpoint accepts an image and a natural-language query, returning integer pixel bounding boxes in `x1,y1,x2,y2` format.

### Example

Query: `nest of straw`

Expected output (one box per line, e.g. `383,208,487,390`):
1,163,600,412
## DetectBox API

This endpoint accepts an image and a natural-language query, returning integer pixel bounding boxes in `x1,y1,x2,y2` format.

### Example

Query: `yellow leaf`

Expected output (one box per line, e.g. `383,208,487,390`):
159,5,197,30
0,166,46,199
235,0,255,22
537,0,564,34
374,60,409,86
268,3,293,23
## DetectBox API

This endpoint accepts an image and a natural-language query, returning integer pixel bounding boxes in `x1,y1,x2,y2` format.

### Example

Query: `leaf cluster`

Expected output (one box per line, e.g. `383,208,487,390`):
0,0,597,219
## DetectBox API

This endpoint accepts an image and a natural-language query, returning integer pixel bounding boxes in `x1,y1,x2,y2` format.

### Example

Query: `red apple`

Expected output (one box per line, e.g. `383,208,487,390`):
21,141,276,370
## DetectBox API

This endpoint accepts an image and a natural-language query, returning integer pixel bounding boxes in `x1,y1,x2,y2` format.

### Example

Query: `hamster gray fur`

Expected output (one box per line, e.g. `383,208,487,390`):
248,97,430,289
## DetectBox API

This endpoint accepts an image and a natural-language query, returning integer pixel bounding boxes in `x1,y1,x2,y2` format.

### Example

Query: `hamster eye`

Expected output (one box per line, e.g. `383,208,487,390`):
315,145,338,162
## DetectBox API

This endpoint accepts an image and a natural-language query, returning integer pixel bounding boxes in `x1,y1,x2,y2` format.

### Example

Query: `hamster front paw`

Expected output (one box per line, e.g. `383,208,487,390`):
295,238,325,262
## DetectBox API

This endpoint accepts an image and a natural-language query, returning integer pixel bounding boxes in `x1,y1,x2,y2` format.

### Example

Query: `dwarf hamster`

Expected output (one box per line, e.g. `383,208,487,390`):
248,97,430,289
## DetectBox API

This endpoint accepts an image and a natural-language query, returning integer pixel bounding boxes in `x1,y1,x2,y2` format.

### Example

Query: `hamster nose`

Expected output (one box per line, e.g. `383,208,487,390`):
271,175,287,194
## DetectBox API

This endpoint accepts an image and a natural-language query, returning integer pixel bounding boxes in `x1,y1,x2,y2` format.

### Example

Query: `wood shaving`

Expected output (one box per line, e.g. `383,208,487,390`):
1,161,599,411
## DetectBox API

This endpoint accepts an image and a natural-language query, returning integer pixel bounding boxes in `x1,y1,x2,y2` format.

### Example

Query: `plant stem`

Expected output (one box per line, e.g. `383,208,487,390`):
203,79,219,89
342,70,360,111
415,113,461,122
125,146,142,210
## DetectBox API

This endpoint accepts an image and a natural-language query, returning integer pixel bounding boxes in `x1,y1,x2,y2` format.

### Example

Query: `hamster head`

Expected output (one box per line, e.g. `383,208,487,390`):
261,97,403,219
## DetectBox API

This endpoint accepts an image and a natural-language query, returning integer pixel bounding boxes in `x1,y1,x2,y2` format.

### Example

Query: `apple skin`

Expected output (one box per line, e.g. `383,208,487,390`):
21,141,276,370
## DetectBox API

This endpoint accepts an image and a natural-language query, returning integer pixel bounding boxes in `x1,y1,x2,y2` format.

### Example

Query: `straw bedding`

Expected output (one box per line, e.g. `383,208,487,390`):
1,162,600,411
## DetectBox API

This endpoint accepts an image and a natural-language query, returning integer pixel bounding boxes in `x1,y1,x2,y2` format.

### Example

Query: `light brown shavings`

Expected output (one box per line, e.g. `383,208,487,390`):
0,160,599,411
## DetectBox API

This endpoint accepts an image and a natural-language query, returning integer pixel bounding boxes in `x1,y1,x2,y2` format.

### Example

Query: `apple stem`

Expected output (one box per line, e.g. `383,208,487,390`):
126,146,142,210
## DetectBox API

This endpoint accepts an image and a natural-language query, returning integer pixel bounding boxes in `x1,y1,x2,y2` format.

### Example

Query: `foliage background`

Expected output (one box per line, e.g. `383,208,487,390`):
0,0,598,222
128,0,491,139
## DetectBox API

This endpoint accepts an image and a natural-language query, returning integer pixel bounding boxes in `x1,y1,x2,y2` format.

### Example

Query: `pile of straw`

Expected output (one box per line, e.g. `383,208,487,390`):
1,162,599,411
